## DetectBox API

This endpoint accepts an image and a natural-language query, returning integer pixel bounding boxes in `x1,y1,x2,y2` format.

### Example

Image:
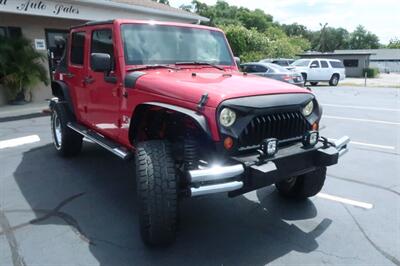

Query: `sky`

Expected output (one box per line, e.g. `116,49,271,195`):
169,0,400,44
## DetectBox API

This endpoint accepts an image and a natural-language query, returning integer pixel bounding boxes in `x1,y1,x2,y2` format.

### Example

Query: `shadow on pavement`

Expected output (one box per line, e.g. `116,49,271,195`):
13,143,332,265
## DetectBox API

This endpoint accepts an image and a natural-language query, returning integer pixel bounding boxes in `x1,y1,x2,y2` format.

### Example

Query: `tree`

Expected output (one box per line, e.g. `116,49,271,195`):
348,25,380,49
387,38,400,49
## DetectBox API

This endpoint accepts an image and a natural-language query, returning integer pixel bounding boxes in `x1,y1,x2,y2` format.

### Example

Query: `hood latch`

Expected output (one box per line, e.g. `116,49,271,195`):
197,93,208,111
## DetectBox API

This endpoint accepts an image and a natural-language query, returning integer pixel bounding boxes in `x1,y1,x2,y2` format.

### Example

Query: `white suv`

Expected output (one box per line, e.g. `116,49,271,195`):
290,58,346,86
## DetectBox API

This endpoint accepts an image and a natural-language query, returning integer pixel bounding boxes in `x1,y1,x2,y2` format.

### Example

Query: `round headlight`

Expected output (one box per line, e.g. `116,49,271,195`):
302,101,314,116
219,108,237,127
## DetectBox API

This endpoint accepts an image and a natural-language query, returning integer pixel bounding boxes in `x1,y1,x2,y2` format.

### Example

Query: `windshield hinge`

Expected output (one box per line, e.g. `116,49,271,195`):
197,93,208,111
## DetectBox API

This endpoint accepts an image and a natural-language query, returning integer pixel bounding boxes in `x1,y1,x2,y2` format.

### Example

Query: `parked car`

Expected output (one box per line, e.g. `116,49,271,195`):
259,58,295,67
241,62,304,86
50,19,349,246
290,58,346,86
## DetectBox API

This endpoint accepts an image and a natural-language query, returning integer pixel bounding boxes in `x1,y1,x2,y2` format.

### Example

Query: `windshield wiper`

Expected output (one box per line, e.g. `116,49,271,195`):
127,64,181,72
175,61,225,71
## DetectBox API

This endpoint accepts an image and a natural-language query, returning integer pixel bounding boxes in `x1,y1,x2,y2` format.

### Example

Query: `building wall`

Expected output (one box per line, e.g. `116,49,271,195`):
370,61,400,73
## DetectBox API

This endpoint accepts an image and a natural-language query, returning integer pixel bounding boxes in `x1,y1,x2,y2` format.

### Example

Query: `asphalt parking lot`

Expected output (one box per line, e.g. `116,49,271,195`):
0,86,399,266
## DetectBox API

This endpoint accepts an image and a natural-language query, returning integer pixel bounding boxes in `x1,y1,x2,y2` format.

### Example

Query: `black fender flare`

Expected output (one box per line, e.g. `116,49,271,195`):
51,80,75,116
130,102,212,142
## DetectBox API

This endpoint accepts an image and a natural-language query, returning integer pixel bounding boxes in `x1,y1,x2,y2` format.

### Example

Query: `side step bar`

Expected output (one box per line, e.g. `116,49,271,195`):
67,122,132,160
191,181,243,197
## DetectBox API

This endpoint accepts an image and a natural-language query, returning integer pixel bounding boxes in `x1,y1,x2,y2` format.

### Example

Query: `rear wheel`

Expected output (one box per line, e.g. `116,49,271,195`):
329,74,339,86
310,82,318,86
275,167,326,199
51,103,83,157
135,140,178,246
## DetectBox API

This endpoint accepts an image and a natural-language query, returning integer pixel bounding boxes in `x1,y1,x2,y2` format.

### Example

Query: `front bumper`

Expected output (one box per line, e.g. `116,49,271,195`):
188,136,350,197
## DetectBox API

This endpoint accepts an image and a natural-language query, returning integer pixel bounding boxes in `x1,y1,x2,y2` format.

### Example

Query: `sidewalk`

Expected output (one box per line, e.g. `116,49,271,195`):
0,102,50,122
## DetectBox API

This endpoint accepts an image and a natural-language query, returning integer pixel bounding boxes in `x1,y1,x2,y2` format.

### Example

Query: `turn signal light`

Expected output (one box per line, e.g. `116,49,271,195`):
224,137,234,150
312,122,319,131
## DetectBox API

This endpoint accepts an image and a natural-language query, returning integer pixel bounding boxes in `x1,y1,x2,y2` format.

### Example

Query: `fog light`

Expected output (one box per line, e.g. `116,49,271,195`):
302,131,319,147
260,138,278,157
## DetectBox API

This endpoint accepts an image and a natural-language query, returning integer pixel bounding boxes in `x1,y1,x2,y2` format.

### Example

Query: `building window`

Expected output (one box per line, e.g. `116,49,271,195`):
70,32,85,65
344,59,359,67
0,26,22,38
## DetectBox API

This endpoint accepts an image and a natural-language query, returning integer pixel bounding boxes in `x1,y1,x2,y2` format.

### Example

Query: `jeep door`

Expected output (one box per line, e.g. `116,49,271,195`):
85,27,121,138
307,60,322,81
65,30,90,124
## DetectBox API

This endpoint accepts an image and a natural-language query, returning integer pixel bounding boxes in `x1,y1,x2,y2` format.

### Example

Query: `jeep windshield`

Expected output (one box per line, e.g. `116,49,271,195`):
121,24,234,66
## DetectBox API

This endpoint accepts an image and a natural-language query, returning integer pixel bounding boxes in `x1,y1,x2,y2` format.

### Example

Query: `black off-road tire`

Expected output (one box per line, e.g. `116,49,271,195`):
329,74,340,86
310,82,318,86
275,167,327,199
135,140,178,246
51,103,83,157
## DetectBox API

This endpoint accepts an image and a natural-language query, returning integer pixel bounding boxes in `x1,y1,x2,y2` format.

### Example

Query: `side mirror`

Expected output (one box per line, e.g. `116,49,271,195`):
310,63,318,69
234,56,241,66
91,53,111,72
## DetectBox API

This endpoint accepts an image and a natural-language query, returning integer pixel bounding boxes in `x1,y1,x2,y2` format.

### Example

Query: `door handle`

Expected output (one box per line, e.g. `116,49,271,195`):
63,72,74,78
83,76,95,84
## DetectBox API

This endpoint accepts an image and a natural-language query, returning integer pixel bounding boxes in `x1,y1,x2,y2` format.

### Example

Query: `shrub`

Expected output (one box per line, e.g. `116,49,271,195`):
363,68,379,78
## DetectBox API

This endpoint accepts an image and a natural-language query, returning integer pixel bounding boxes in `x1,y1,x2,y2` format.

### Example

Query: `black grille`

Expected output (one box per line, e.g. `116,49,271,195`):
238,111,311,150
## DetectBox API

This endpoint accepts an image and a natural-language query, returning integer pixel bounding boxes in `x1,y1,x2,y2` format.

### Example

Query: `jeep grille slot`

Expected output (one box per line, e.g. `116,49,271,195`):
238,111,311,150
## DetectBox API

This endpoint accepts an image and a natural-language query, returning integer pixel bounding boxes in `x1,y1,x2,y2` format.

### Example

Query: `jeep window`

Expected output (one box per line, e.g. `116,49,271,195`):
121,24,234,66
321,60,329,68
329,60,345,68
292,59,310,67
91,29,115,70
70,32,85,65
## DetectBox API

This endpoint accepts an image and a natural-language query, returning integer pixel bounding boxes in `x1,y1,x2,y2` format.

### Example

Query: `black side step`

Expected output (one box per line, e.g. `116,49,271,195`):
67,122,132,160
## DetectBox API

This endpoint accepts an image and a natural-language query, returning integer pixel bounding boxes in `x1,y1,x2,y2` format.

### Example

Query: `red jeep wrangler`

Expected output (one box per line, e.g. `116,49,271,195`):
50,19,349,246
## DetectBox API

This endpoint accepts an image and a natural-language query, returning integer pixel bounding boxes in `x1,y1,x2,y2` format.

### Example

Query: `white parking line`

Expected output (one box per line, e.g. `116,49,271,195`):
329,138,395,150
323,103,400,112
317,192,373,209
0,135,40,149
324,115,400,126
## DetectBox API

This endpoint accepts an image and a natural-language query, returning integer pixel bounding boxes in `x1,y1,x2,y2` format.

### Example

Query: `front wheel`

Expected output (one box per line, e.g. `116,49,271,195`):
135,140,178,246
275,167,326,199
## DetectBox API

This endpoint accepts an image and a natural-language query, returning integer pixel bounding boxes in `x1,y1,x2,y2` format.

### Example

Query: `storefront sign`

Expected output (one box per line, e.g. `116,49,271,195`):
34,39,46,50
0,0,82,18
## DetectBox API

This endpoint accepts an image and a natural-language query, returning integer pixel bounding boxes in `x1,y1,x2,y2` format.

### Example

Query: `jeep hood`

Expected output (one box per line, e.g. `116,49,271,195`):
133,70,312,108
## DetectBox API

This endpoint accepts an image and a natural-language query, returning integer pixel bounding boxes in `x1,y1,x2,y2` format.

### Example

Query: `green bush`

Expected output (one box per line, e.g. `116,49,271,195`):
363,68,379,78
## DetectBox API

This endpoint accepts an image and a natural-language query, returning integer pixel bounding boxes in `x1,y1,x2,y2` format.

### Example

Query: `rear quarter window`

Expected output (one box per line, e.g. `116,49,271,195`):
329,61,344,68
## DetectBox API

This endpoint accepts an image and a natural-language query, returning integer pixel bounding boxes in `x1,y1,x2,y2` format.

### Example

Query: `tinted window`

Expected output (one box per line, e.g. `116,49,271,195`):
273,60,289,66
70,32,85,65
91,29,114,69
329,61,344,68
321,60,329,68
343,59,359,67
0,27,6,38
311,60,320,68
242,65,266,73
